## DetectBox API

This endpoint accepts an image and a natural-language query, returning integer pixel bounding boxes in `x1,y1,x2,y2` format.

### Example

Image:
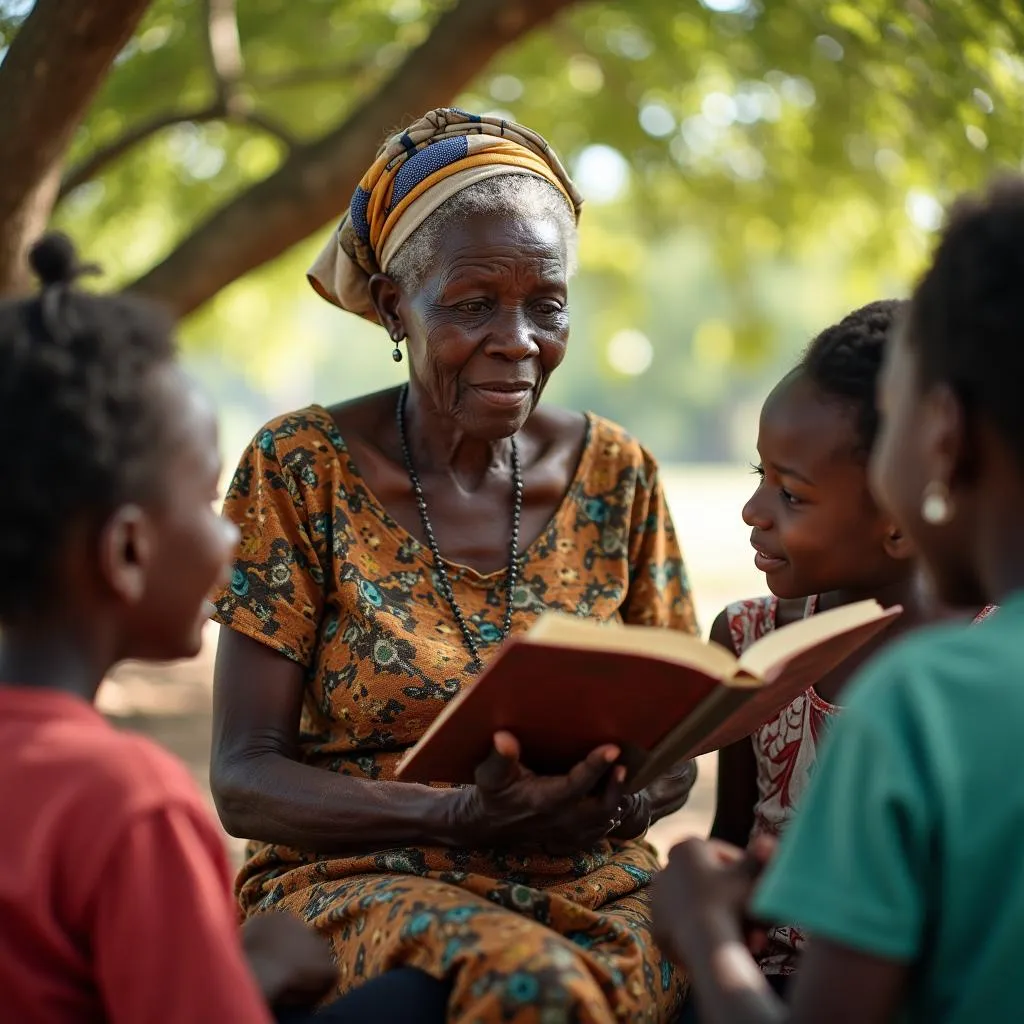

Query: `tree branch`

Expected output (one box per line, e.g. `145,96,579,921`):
202,0,244,112
58,104,297,200
239,110,299,149
245,61,367,91
0,0,153,294
61,0,298,203
59,104,223,199
128,0,582,317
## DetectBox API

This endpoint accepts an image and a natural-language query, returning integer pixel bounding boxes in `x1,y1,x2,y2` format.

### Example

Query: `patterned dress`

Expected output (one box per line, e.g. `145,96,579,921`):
214,405,697,1024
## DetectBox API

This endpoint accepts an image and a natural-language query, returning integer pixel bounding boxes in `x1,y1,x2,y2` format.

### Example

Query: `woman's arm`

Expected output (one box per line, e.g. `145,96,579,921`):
212,419,633,855
707,609,759,846
210,631,461,853
212,632,632,855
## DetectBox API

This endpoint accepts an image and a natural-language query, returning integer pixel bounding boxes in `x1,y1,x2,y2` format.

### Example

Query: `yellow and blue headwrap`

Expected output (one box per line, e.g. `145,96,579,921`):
307,108,583,323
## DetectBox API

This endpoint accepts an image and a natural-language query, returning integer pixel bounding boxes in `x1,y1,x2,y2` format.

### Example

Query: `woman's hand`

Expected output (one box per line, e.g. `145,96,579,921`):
448,731,629,851
652,835,776,967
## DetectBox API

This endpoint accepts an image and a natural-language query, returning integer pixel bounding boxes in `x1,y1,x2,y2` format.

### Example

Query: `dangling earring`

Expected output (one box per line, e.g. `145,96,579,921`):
391,333,404,363
921,480,953,525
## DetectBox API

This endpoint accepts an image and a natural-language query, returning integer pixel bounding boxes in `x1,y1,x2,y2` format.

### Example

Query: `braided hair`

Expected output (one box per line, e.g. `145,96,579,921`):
0,234,177,618
799,299,907,456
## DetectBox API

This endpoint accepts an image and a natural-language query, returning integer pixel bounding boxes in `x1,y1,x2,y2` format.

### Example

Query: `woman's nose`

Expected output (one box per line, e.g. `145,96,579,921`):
485,306,540,360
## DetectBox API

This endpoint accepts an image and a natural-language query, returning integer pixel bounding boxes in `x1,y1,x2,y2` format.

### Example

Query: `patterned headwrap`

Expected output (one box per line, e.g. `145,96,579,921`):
307,108,583,323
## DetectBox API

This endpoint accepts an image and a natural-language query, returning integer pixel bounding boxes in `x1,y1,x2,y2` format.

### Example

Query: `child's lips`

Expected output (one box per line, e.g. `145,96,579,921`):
752,545,787,573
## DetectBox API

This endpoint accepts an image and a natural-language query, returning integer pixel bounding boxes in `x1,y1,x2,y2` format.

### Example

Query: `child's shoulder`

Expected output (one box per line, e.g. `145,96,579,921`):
713,594,806,655
80,728,202,815
38,714,205,822
844,607,1020,734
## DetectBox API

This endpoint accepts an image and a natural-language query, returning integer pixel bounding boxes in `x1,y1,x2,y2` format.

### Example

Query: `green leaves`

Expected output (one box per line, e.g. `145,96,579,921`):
39,0,1024,458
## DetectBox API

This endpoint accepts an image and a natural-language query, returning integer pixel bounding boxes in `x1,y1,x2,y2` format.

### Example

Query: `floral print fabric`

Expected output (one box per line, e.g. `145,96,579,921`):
214,404,696,1023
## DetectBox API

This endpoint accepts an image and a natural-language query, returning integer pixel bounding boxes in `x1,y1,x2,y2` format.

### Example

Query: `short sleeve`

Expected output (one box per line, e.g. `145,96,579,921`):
91,803,272,1024
214,419,330,667
621,457,697,634
751,655,934,961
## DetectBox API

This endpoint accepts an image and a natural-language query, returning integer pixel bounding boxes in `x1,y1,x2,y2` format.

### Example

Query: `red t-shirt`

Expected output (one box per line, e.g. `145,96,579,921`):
0,686,272,1023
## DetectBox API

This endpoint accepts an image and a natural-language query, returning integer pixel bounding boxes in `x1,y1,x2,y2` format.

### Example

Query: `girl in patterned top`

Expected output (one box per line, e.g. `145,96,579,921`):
703,300,992,999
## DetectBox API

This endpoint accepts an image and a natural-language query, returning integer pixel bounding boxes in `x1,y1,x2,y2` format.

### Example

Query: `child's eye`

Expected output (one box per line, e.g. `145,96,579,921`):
749,462,765,479
780,488,803,507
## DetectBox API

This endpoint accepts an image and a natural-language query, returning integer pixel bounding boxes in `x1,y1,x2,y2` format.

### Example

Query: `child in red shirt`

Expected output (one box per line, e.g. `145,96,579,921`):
0,235,336,1023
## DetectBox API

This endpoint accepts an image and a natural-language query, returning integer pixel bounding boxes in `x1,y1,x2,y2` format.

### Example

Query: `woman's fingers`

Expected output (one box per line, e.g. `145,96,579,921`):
560,743,621,801
493,730,520,759
474,732,524,793
604,764,628,808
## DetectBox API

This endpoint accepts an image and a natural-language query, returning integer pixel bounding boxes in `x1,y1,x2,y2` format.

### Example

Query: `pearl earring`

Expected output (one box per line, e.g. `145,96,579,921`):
921,480,953,525
391,333,404,363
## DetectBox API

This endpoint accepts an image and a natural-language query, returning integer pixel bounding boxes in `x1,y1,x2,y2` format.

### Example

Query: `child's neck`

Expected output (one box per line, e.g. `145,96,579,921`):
819,574,932,627
0,624,110,703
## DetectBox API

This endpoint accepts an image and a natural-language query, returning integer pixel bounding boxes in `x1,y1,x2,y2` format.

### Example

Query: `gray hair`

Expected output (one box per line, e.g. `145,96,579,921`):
389,174,579,291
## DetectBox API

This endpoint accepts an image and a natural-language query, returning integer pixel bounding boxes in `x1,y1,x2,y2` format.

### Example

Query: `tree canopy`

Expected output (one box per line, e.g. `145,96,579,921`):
2,0,1022,459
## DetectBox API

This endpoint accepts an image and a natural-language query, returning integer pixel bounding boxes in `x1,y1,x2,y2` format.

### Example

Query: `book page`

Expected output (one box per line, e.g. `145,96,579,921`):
526,613,738,679
736,599,897,680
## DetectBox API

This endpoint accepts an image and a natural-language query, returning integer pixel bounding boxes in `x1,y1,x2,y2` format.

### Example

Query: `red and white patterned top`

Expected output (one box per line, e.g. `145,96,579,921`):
726,596,999,976
726,595,828,976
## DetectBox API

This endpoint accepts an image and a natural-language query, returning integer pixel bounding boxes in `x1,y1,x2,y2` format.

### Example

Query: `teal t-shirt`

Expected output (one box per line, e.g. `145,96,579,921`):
753,593,1024,1022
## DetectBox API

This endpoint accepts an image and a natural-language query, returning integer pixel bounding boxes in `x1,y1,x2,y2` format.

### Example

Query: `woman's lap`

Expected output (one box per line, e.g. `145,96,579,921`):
262,868,685,1024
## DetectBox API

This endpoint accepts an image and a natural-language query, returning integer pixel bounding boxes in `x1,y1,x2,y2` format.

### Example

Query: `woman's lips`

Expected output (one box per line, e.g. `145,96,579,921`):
470,384,533,407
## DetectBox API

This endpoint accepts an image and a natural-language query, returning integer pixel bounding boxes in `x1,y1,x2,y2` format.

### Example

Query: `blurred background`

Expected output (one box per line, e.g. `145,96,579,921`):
3,0,1020,855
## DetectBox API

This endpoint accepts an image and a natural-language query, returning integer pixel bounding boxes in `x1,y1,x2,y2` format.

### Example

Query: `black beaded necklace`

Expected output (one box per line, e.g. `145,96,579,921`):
395,384,522,672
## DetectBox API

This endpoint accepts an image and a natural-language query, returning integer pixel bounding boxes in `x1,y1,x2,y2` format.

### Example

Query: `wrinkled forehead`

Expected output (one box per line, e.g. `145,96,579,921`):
441,210,568,261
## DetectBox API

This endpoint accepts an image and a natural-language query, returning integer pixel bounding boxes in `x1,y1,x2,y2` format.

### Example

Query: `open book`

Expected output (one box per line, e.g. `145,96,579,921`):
396,599,901,792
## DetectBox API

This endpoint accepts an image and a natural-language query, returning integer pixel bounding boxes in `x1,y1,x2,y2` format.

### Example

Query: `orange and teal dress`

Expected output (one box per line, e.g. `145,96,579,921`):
214,405,697,1023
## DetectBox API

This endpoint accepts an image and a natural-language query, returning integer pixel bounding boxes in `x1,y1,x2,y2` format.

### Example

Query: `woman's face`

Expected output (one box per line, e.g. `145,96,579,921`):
871,325,982,607
396,210,570,439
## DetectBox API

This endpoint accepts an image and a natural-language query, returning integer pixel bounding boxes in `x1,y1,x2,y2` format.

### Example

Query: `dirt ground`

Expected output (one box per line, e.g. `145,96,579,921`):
99,626,716,867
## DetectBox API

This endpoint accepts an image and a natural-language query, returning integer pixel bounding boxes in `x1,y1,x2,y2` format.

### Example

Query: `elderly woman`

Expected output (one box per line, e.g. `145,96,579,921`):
211,109,698,1024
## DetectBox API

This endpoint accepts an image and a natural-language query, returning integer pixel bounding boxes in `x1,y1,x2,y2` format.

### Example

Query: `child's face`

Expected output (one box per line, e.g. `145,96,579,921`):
743,371,905,600
117,369,239,660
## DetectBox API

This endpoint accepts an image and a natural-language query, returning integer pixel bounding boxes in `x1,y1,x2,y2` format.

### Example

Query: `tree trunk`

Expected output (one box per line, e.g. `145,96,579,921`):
0,0,153,295
128,0,578,317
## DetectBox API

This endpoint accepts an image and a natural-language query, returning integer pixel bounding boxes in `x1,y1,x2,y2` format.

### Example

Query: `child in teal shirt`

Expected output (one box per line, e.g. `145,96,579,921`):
654,177,1024,1023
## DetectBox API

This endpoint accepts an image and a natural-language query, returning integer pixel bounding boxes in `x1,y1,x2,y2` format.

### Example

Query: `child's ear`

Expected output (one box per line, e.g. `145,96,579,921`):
99,505,152,605
883,522,915,560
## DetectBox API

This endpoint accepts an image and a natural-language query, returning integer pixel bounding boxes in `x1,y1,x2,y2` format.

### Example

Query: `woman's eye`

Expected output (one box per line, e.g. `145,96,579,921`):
534,301,564,317
457,300,490,314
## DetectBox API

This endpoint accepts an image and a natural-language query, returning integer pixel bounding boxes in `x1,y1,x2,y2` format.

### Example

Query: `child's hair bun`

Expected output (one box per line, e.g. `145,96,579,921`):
28,232,85,288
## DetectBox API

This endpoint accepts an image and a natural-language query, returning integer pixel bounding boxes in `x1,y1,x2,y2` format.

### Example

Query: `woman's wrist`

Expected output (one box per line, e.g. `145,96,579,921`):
422,784,485,847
